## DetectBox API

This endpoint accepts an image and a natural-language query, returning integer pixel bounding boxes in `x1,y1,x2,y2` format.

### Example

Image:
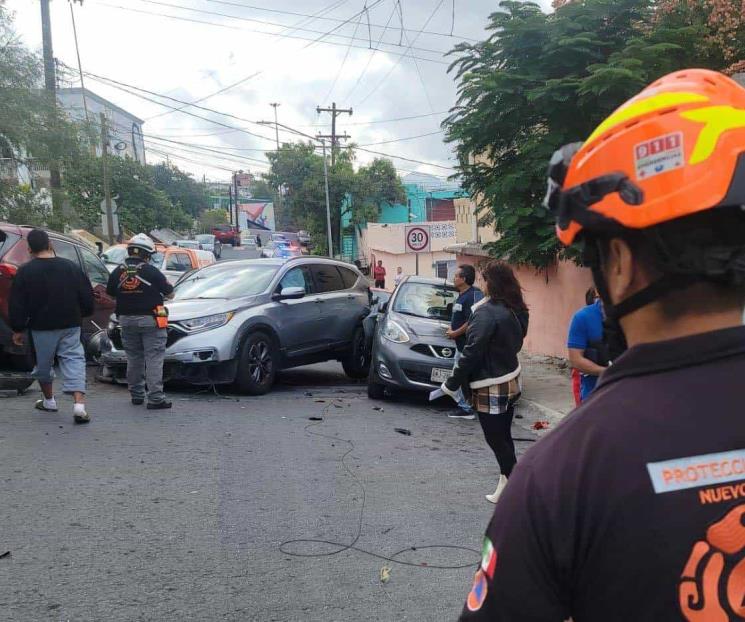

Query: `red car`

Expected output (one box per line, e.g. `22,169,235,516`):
211,224,241,246
0,224,115,374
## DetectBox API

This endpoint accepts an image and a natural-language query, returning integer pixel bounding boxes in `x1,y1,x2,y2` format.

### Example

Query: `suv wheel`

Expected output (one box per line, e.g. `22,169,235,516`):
342,327,369,379
367,364,386,399
235,332,277,395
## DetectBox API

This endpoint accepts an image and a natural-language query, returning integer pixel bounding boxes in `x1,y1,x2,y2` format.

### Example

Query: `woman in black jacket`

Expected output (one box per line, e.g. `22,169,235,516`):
442,260,529,503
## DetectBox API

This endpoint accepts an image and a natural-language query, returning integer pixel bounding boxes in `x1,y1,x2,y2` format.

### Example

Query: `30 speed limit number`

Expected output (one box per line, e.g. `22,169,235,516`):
405,225,431,253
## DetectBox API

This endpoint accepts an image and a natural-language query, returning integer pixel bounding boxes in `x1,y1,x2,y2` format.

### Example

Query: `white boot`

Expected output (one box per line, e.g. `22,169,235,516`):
486,475,508,504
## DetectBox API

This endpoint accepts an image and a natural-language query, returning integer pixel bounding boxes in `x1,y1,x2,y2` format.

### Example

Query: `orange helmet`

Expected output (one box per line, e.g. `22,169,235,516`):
545,69,745,246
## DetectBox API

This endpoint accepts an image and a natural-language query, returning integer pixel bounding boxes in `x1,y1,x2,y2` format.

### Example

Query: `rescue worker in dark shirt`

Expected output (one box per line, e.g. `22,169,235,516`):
106,234,174,409
460,69,745,621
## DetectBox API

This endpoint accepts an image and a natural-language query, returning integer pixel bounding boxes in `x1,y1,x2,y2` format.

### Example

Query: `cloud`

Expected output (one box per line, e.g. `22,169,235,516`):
5,0,549,179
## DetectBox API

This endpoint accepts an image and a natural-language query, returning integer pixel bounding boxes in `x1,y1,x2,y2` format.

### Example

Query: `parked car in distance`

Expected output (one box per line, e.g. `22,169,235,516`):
175,239,203,251
195,234,222,259
261,240,302,259
100,257,371,395
0,224,116,376
367,276,458,399
212,224,240,246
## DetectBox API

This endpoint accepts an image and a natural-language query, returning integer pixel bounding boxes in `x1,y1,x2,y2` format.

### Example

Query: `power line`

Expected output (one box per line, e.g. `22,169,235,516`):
91,1,449,65
357,129,443,146
322,2,366,104
144,135,271,166
145,0,351,121
344,0,397,101
357,0,445,106
303,109,448,127
203,0,478,40
77,68,278,142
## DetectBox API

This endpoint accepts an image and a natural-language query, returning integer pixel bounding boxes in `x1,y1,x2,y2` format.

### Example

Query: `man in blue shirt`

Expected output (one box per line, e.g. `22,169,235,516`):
567,288,607,401
446,264,484,418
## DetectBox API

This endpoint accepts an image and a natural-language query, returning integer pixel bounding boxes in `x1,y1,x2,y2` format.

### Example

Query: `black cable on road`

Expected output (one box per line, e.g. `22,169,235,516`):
279,400,480,570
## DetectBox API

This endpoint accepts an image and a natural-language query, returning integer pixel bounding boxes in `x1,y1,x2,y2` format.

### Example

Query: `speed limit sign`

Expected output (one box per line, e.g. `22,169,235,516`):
405,225,431,253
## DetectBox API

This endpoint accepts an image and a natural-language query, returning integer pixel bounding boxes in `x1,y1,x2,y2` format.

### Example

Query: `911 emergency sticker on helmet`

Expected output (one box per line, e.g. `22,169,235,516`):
634,132,684,180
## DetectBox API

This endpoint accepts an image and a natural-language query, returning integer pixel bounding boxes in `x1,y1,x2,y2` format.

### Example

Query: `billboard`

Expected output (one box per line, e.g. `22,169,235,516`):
238,201,275,231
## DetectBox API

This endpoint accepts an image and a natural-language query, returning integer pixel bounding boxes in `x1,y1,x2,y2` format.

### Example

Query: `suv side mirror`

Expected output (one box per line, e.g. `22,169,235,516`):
274,286,305,301
380,301,388,314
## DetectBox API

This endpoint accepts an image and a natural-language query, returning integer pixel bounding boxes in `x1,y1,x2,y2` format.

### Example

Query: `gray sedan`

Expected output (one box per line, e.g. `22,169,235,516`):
367,276,459,399
101,257,371,395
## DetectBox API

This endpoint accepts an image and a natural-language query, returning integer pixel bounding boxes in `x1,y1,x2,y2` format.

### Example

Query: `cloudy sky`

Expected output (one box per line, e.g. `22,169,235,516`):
8,0,547,182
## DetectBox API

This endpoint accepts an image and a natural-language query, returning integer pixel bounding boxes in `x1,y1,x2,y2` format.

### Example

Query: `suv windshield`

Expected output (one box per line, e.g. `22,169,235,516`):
174,263,277,299
392,282,458,321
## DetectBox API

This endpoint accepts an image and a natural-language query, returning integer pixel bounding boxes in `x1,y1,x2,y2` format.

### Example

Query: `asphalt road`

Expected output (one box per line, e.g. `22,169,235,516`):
0,245,544,621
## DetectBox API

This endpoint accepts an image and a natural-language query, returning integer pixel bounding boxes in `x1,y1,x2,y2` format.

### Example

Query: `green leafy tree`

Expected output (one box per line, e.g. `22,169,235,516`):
262,144,404,254
150,162,210,218
64,154,192,234
197,208,229,233
444,0,743,268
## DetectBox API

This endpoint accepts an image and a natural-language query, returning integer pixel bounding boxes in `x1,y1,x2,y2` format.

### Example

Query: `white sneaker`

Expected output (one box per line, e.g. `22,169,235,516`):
486,475,509,504
73,403,90,424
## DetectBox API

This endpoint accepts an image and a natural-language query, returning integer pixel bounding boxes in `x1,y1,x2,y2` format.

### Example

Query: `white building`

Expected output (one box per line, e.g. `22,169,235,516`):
58,87,146,164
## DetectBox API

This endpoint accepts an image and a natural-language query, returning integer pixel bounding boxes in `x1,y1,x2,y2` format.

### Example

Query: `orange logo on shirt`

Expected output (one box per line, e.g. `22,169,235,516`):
679,504,745,620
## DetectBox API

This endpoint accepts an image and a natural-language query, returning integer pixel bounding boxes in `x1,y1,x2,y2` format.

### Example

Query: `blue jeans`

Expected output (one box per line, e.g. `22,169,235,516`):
31,327,87,394
454,348,474,414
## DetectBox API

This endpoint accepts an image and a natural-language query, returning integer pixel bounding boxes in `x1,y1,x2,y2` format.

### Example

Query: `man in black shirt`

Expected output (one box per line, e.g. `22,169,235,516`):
446,264,483,420
106,234,174,409
460,69,745,621
9,229,94,424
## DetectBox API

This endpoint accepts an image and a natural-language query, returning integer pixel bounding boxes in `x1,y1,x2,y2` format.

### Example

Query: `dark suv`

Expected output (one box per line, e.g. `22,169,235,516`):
0,224,115,373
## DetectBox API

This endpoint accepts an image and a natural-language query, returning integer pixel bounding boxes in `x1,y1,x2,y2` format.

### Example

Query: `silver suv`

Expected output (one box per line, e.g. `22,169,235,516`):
100,257,371,394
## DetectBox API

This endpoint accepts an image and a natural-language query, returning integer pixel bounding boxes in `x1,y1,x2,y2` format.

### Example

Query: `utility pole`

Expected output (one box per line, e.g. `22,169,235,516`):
269,102,282,213
316,102,352,166
40,0,62,212
100,113,114,245
228,183,234,225
233,171,240,232
321,141,333,258
69,0,89,125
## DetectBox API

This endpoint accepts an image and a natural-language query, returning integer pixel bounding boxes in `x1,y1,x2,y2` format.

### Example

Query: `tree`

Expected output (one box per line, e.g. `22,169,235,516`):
64,154,192,234
150,162,210,218
444,0,744,268
0,4,89,224
262,144,404,254
197,208,228,233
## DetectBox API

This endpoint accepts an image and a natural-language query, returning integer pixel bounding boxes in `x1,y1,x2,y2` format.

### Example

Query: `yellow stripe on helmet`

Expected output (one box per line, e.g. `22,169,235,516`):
585,92,710,146
680,105,745,164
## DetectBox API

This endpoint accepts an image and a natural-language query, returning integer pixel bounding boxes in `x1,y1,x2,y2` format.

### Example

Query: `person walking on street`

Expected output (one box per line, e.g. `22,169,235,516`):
567,285,607,402
8,229,94,424
445,264,484,419
442,260,528,503
460,69,745,621
107,234,174,409
373,260,386,289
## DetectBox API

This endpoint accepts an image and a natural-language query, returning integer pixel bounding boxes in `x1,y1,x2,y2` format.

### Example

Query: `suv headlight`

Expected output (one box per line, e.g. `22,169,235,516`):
382,319,410,344
179,312,234,332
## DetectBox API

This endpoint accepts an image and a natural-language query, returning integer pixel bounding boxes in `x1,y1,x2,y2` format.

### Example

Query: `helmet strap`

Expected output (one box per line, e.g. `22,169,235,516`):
584,237,701,359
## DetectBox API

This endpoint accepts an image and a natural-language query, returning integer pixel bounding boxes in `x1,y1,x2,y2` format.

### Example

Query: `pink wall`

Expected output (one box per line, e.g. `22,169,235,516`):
455,256,593,359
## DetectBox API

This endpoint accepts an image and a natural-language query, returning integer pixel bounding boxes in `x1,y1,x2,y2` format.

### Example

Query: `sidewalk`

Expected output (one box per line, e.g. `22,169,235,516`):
515,353,576,436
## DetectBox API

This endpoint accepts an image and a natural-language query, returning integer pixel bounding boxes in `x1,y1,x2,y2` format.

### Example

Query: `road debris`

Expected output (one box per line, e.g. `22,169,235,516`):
532,421,550,430
395,428,412,436
380,565,391,583
308,417,323,421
